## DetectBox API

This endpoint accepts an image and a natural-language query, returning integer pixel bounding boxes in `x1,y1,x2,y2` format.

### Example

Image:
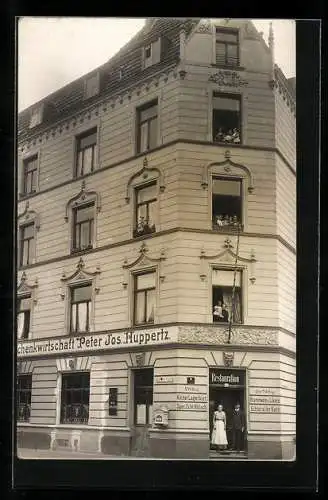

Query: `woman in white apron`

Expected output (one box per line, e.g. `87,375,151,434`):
211,404,228,451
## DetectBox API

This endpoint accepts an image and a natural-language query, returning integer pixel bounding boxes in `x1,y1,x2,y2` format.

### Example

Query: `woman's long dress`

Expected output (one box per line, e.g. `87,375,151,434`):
211,411,228,447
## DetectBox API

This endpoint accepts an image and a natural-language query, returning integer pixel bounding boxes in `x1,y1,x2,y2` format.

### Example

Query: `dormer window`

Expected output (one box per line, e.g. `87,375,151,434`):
29,104,43,129
142,38,161,69
84,73,100,100
216,28,239,67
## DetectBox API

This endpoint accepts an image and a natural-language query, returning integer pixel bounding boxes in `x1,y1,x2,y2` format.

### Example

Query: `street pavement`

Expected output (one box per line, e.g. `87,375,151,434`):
17,448,130,460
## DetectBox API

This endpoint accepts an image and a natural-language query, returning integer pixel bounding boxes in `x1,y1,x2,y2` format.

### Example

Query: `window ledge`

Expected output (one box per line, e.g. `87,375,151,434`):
133,225,156,239
212,223,244,233
211,64,245,71
71,245,93,255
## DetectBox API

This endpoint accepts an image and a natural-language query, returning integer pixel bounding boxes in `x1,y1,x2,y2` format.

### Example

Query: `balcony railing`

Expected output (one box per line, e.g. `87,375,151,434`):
71,244,93,254
17,403,31,422
60,403,89,424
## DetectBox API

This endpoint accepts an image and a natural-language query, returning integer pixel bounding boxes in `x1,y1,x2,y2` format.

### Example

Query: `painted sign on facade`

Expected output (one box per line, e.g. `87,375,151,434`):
209,368,245,386
17,326,178,358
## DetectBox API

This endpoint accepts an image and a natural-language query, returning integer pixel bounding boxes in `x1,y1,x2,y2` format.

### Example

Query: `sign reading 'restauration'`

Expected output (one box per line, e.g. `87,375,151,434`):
209,368,245,386
17,327,178,358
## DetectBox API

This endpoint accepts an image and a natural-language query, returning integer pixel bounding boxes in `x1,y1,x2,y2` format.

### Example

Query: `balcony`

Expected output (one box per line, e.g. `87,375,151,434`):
17,403,31,422
213,128,241,145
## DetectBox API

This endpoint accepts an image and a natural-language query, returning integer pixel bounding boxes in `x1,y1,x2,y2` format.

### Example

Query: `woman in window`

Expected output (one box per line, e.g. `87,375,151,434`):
211,404,228,452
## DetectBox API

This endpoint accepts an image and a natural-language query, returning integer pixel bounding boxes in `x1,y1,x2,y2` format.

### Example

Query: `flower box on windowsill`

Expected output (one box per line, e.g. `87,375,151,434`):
71,244,93,254
212,222,243,233
133,224,156,238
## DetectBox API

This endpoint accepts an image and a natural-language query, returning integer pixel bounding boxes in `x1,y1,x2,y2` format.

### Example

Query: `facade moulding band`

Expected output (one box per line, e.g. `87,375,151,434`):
17,140,295,193
17,227,296,274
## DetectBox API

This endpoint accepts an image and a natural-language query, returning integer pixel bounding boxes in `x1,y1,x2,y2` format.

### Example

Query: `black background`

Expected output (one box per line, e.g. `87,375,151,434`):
0,6,324,495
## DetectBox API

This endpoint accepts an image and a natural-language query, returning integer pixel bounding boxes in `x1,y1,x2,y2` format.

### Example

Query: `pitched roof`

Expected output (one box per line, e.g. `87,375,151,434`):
18,18,198,142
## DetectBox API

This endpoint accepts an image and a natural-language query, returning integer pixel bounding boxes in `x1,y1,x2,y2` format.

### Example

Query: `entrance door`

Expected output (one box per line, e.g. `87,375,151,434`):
130,368,153,457
209,387,245,450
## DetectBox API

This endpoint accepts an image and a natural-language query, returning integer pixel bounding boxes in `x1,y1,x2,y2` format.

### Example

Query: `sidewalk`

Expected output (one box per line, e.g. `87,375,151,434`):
17,448,127,460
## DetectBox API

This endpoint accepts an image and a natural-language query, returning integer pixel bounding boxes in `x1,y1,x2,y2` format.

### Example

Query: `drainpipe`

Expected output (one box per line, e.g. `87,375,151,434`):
179,28,187,79
268,22,275,89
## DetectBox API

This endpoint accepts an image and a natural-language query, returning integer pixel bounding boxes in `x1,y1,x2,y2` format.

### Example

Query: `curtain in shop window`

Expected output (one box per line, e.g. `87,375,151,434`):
17,312,24,339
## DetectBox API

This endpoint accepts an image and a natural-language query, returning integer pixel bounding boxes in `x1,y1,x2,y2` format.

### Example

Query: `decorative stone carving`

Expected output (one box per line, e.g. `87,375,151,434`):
65,180,101,222
17,272,39,303
223,351,234,367
135,352,146,367
178,325,279,346
68,359,77,370
125,157,165,204
209,71,248,87
122,243,166,286
60,258,101,299
201,155,254,193
196,19,212,34
18,202,41,231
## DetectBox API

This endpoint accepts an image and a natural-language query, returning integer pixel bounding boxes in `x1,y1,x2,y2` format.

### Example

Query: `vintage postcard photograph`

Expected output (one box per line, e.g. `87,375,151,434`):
16,17,297,464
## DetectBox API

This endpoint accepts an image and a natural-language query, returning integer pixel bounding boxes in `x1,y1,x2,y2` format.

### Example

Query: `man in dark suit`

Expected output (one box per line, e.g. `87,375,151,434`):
231,403,246,452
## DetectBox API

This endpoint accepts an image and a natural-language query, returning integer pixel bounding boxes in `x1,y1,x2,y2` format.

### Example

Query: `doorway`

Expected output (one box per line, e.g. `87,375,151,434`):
209,386,245,450
130,368,153,457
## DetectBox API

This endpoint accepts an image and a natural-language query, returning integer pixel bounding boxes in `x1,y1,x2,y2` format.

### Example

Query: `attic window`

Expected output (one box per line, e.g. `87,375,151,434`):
29,105,43,129
118,68,124,80
142,38,161,69
84,73,100,100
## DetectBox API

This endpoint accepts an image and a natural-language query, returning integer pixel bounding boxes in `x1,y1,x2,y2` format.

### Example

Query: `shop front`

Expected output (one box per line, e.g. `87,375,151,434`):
209,367,247,454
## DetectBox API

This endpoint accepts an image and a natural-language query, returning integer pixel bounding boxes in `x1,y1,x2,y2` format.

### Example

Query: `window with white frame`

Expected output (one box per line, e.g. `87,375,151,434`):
136,100,158,153
17,374,32,422
213,93,241,144
72,203,94,252
29,105,43,128
17,295,31,339
70,283,92,334
75,128,97,177
60,372,90,424
133,271,156,325
22,155,38,195
215,27,239,67
19,223,35,267
142,38,161,69
134,182,157,238
212,177,243,230
212,268,243,324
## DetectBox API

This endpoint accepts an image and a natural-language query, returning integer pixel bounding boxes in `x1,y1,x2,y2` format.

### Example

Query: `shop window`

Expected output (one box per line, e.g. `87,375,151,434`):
70,283,92,334
136,100,158,153
23,155,38,195
134,368,153,425
17,295,31,339
60,372,90,424
17,374,32,422
72,203,94,253
216,28,239,67
212,268,243,323
213,93,241,144
133,271,156,325
19,223,35,267
75,128,97,177
134,182,157,238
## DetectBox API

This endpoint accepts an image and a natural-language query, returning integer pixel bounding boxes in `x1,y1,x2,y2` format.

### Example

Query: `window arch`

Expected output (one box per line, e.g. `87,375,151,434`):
60,257,101,335
65,180,101,254
125,157,165,238
18,202,40,267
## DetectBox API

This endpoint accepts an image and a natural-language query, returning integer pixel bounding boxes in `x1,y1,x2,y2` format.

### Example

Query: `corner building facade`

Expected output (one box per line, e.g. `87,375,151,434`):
17,18,296,460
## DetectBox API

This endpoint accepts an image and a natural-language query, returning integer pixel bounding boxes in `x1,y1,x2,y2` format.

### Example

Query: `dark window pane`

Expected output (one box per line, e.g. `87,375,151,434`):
23,224,34,239
216,29,238,43
140,104,157,122
148,117,158,150
72,285,92,303
136,272,156,290
137,184,157,204
78,130,97,150
213,178,241,196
